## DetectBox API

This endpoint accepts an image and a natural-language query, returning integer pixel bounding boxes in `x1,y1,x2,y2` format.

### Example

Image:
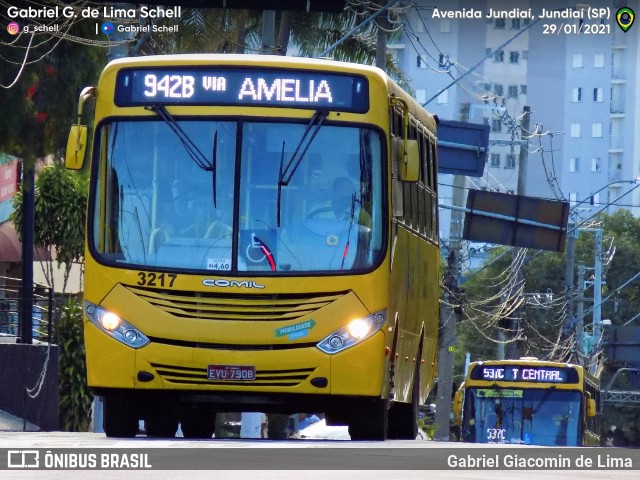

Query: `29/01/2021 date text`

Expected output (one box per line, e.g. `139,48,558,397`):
543,23,610,35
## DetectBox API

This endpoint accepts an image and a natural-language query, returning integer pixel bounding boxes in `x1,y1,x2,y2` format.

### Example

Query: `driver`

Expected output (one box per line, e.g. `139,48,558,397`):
331,177,357,220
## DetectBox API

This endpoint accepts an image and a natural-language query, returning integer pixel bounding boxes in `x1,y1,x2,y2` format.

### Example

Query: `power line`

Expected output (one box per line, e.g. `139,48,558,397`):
422,15,540,106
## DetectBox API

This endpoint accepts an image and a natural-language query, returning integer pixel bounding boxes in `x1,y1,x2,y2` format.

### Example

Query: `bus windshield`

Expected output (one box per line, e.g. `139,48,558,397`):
461,388,581,446
90,118,384,274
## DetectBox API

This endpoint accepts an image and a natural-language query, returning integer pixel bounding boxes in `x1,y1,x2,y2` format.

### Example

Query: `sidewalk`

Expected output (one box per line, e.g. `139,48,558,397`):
0,409,39,432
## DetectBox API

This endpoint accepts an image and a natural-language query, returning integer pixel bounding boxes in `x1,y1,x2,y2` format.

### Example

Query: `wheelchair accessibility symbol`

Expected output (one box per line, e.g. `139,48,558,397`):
246,233,266,263
242,231,277,271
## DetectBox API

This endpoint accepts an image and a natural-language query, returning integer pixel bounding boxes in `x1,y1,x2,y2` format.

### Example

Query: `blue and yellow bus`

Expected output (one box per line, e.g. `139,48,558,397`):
454,358,600,446
66,54,440,440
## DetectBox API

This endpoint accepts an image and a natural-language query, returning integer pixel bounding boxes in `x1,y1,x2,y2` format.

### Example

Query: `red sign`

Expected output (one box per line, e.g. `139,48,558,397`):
0,159,18,203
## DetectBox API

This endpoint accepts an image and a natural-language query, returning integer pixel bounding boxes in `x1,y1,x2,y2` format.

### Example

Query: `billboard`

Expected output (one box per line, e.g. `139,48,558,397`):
462,190,570,252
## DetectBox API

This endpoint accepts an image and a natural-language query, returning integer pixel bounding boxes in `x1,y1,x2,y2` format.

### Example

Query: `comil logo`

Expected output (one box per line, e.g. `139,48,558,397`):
7,450,39,468
6,22,20,35
202,279,265,289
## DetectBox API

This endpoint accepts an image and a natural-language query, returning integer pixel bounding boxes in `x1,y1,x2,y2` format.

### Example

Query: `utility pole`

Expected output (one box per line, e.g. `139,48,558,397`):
505,106,530,359
591,228,603,372
563,220,578,339
262,10,276,53
375,1,389,70
19,160,34,345
434,174,465,441
576,263,586,364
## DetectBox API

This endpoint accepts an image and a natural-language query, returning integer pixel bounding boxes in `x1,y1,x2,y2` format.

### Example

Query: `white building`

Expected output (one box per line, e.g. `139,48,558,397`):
395,0,640,251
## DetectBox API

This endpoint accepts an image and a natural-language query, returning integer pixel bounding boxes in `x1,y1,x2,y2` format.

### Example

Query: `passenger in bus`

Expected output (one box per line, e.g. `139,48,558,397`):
171,179,190,211
160,179,198,237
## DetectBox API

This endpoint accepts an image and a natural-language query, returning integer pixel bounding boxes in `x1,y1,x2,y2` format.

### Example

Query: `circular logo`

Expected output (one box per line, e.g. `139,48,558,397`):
101,22,114,35
7,22,20,35
616,7,635,32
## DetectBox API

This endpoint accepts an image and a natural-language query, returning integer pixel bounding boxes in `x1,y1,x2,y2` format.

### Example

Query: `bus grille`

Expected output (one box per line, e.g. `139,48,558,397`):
150,362,315,387
125,286,346,322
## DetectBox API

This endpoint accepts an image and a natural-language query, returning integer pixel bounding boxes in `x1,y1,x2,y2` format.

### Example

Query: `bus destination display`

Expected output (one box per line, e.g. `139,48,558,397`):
115,67,369,112
470,364,579,384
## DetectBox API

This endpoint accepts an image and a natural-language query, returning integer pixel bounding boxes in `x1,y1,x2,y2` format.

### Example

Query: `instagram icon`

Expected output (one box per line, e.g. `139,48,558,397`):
7,22,20,35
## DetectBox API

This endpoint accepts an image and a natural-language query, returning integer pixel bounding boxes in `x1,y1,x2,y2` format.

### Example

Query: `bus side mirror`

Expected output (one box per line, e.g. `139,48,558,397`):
452,390,463,426
586,398,596,417
66,86,95,171
65,125,87,170
392,137,420,182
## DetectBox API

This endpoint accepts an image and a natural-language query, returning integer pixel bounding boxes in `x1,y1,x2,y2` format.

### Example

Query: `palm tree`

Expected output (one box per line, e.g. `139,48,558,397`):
137,7,409,89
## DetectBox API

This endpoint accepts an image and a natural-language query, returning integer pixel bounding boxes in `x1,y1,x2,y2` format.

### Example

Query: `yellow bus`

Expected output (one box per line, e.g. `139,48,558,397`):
453,358,600,446
66,54,440,440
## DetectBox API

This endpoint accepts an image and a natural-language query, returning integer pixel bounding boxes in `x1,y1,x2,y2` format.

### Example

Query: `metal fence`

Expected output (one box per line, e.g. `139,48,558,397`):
0,277,56,344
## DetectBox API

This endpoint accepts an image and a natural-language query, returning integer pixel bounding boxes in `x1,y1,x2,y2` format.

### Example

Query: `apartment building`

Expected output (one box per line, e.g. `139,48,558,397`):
394,0,639,247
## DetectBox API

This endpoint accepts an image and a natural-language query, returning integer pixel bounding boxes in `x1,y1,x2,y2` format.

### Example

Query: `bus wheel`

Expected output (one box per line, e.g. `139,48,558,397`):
387,395,419,439
348,398,388,441
103,392,139,438
181,406,216,439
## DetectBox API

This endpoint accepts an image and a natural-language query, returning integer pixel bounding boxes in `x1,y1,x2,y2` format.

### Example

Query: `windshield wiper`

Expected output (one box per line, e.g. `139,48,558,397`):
276,110,328,226
146,105,218,207
532,386,556,414
340,192,358,270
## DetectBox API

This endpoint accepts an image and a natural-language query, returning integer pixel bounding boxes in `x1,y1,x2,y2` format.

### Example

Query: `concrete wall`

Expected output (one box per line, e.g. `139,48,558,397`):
0,343,59,431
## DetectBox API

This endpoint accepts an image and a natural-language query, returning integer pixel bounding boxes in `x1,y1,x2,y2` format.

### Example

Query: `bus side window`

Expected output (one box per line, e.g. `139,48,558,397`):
390,105,404,220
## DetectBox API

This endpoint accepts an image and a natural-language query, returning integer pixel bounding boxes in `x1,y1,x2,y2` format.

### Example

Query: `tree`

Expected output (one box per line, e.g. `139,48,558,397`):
457,212,640,366
1,3,104,342
10,163,88,293
0,7,104,280
0,5,105,160
137,7,410,89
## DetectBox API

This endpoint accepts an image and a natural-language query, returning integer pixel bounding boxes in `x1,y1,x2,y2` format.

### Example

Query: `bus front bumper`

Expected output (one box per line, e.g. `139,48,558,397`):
85,321,387,399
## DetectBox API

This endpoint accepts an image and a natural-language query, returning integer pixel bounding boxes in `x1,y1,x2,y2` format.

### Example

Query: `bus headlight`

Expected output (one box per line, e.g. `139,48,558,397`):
317,310,386,354
84,301,150,349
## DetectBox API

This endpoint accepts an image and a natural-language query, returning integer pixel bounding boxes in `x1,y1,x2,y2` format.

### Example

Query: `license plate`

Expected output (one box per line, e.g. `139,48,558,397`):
207,364,256,381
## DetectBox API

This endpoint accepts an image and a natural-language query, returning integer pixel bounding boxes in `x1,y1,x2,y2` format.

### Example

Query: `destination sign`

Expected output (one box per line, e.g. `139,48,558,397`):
470,364,579,384
114,67,369,112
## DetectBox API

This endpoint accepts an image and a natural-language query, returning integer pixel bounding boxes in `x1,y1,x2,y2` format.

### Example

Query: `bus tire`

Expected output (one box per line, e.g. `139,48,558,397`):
348,398,388,441
181,405,216,439
103,392,138,438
